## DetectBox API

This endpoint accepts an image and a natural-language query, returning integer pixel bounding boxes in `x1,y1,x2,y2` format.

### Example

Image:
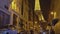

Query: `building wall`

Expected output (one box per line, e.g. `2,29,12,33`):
0,0,12,9
23,0,29,21
9,0,30,32
9,0,20,32
50,0,60,34
9,0,40,34
0,0,12,24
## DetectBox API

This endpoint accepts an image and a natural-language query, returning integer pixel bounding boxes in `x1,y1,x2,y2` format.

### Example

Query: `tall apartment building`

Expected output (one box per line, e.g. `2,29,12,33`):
0,0,12,28
9,0,34,33
48,0,60,34
9,0,41,34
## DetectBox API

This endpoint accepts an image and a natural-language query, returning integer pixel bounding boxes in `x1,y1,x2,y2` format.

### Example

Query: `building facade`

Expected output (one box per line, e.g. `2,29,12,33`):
49,0,60,34
0,0,12,28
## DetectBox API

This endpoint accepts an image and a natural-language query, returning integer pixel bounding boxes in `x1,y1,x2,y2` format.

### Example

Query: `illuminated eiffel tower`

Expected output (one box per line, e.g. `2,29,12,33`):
34,0,45,21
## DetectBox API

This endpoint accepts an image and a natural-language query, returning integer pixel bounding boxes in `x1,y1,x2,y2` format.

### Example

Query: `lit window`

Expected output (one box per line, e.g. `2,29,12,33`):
11,0,17,11
11,1,15,9
51,12,57,19
54,12,57,19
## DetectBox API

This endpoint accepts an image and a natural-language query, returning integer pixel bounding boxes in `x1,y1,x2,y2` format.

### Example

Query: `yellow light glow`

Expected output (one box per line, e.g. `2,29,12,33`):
54,12,57,19
35,21,37,24
39,14,45,21
11,0,17,11
34,0,41,10
39,17,41,21
51,12,57,19
51,12,54,15
11,1,15,9
41,14,45,20
39,25,40,27
30,27,33,29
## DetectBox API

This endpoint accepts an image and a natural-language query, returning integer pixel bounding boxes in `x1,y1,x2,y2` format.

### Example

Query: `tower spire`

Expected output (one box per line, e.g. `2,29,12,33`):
34,0,41,10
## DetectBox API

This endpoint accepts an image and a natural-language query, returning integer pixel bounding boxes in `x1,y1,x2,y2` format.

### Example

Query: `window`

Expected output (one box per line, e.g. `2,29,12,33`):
28,10,31,21
19,19,23,28
5,14,10,24
4,5,8,10
0,10,10,27
0,11,2,26
21,1,23,15
13,14,17,26
11,1,15,10
11,1,17,11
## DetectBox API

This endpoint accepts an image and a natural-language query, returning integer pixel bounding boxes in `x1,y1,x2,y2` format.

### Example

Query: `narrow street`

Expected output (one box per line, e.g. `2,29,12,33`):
0,0,60,34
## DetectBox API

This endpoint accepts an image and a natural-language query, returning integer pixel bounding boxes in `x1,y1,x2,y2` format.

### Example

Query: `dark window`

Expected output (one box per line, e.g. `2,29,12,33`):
5,14,10,24
0,11,2,26
28,10,31,21
21,1,23,15
19,19,23,28
0,10,10,27
4,5,8,10
30,29,34,34
13,14,17,26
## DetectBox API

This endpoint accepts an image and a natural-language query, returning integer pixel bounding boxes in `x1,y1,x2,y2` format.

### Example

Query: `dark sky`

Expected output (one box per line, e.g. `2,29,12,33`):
40,0,52,21
28,0,51,21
